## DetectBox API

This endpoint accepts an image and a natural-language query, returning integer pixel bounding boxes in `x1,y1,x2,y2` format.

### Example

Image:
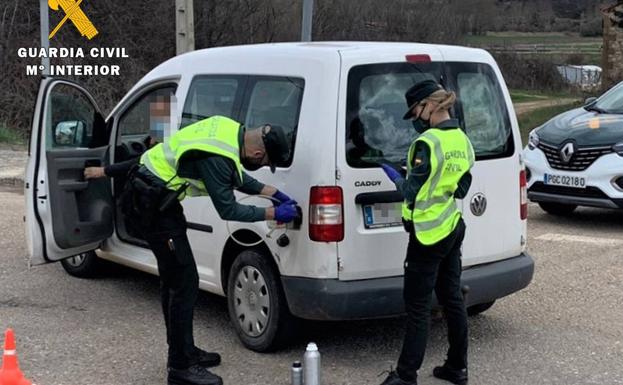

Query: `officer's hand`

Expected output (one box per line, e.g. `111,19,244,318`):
84,167,106,179
380,163,403,183
274,200,298,223
272,190,297,206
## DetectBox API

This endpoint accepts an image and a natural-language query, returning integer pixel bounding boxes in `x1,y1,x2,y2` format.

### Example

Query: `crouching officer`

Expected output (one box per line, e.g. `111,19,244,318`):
123,115,299,385
379,80,475,385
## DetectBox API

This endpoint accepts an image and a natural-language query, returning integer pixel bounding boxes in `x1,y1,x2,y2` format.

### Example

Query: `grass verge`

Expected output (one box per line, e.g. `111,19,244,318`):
518,101,582,145
0,125,25,145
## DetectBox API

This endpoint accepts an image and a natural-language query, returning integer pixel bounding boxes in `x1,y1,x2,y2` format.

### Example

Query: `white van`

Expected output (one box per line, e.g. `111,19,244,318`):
25,42,534,352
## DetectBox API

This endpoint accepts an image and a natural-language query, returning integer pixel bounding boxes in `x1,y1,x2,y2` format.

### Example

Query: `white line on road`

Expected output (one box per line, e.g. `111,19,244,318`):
535,233,623,246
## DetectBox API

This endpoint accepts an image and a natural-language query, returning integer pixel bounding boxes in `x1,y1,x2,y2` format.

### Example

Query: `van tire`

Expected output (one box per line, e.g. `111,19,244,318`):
538,202,577,216
60,251,100,278
467,300,495,316
227,249,296,352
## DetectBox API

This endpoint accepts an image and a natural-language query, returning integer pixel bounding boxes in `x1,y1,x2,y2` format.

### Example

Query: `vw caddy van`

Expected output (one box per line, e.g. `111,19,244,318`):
25,42,534,351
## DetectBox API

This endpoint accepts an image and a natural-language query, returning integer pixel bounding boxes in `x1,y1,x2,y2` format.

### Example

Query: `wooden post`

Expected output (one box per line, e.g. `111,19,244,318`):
40,0,50,75
176,0,195,55
301,0,314,42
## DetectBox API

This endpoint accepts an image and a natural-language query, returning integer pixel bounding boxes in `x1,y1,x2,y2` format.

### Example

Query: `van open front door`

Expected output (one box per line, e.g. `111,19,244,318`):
25,78,113,266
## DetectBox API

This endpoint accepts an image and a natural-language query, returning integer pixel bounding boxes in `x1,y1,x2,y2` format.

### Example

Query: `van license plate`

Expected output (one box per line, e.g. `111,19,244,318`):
543,173,586,189
363,203,403,229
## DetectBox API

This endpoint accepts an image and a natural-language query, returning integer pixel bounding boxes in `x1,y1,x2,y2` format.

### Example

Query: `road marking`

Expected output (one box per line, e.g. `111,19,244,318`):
535,233,623,246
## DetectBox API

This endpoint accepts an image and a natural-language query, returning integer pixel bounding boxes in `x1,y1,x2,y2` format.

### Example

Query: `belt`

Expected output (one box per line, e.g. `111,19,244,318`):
136,165,170,190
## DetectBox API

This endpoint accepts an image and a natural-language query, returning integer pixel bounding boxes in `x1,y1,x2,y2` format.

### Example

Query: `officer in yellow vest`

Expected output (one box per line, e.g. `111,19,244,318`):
379,80,474,385
124,115,298,385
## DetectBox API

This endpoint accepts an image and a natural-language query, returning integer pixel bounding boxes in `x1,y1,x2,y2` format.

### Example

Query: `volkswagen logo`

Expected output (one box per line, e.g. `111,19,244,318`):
559,142,575,163
470,193,487,216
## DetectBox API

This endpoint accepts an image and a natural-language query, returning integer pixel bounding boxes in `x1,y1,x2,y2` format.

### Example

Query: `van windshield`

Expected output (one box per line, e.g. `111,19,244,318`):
346,62,514,168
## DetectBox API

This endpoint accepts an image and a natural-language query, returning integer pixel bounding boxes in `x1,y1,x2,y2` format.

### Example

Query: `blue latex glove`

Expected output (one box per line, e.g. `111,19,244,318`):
274,200,298,223
273,190,297,206
381,163,403,183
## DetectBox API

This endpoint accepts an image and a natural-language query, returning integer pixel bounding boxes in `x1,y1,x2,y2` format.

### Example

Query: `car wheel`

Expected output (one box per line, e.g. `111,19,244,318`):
227,249,296,352
538,202,577,216
467,300,495,316
60,251,100,278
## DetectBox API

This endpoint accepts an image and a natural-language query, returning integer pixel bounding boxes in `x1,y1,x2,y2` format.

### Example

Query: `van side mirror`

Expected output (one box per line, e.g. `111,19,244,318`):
584,97,597,105
54,120,86,146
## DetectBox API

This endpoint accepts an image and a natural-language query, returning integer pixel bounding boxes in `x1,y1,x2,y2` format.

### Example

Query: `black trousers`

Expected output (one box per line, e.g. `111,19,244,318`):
397,219,468,382
129,186,199,370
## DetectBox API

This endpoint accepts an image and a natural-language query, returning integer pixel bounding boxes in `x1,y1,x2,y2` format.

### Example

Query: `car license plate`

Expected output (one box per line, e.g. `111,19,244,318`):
543,173,586,188
363,203,403,229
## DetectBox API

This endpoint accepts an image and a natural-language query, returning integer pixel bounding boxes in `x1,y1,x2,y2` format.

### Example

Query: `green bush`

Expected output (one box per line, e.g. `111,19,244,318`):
0,124,25,145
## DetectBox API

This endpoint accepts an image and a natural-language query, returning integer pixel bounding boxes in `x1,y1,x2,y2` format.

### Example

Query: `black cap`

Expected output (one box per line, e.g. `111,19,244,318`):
262,125,290,173
402,80,443,120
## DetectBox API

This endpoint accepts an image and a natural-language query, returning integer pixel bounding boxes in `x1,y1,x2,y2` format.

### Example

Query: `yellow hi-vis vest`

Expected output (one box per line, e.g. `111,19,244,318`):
140,115,244,199
401,128,475,245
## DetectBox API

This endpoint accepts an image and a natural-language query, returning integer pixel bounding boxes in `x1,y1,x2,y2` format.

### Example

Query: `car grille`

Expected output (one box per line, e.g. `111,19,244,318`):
529,182,609,199
537,141,613,171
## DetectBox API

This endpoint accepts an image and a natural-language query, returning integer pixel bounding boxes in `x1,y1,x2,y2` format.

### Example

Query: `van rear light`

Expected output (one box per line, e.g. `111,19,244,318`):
520,169,528,220
309,186,344,242
406,54,431,63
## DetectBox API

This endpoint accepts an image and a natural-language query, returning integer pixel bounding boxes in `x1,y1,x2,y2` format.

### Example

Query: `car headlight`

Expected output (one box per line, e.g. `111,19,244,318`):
613,141,623,156
528,130,540,150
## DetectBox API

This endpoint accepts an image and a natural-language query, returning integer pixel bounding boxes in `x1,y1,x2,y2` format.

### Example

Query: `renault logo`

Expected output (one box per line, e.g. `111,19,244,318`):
470,193,487,216
559,142,575,163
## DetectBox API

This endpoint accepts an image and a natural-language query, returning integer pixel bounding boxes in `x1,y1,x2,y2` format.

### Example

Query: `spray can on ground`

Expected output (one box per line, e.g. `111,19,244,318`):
291,361,303,385
303,342,321,385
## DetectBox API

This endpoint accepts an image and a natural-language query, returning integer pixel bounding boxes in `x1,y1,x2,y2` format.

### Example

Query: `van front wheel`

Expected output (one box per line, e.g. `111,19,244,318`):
60,251,100,278
227,250,295,352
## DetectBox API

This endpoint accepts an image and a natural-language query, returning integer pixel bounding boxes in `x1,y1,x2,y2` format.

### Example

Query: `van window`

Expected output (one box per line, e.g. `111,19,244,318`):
346,62,513,168
46,84,98,150
240,77,305,167
118,86,177,138
181,76,244,128
451,62,513,159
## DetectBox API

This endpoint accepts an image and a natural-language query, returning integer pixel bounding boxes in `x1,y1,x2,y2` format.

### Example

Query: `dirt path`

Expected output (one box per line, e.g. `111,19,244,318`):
513,98,579,115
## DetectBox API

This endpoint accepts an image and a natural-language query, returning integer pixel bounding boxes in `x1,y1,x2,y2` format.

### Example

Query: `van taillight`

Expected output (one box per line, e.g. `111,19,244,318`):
309,186,344,242
406,54,431,63
520,169,528,220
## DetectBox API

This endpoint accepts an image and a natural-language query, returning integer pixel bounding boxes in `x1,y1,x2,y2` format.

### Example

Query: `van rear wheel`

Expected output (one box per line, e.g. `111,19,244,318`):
467,300,495,316
538,202,577,216
60,251,100,278
227,249,296,352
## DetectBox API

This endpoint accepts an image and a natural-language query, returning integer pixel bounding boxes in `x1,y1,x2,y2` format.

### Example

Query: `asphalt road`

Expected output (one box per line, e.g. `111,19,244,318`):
1,188,622,385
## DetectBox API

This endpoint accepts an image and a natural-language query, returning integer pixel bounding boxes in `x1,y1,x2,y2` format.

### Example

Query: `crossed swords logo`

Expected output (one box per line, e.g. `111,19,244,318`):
48,0,98,40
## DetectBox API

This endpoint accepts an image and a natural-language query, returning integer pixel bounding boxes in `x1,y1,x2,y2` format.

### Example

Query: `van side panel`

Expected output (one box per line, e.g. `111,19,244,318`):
173,50,342,293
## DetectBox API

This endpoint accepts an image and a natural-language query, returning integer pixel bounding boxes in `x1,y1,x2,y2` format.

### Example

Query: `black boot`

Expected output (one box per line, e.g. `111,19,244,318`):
379,371,417,385
168,364,223,385
192,347,221,368
433,363,468,385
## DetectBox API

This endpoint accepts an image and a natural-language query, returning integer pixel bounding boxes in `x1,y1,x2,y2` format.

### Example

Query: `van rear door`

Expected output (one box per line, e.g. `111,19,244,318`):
336,52,444,281
336,54,522,281
445,61,524,266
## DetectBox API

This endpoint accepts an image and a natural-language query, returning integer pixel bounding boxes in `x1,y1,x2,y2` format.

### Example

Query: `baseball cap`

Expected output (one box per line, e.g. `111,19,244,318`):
402,79,443,120
262,125,290,173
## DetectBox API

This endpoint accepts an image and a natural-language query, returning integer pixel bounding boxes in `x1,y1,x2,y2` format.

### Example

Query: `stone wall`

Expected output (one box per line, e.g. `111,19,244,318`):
602,3,623,89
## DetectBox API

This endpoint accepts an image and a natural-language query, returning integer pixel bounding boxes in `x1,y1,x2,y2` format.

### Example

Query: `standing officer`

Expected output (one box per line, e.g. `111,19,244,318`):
379,80,474,385
124,115,299,385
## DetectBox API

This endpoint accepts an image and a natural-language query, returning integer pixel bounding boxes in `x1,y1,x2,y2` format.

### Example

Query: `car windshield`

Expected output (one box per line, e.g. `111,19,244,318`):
594,82,623,114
